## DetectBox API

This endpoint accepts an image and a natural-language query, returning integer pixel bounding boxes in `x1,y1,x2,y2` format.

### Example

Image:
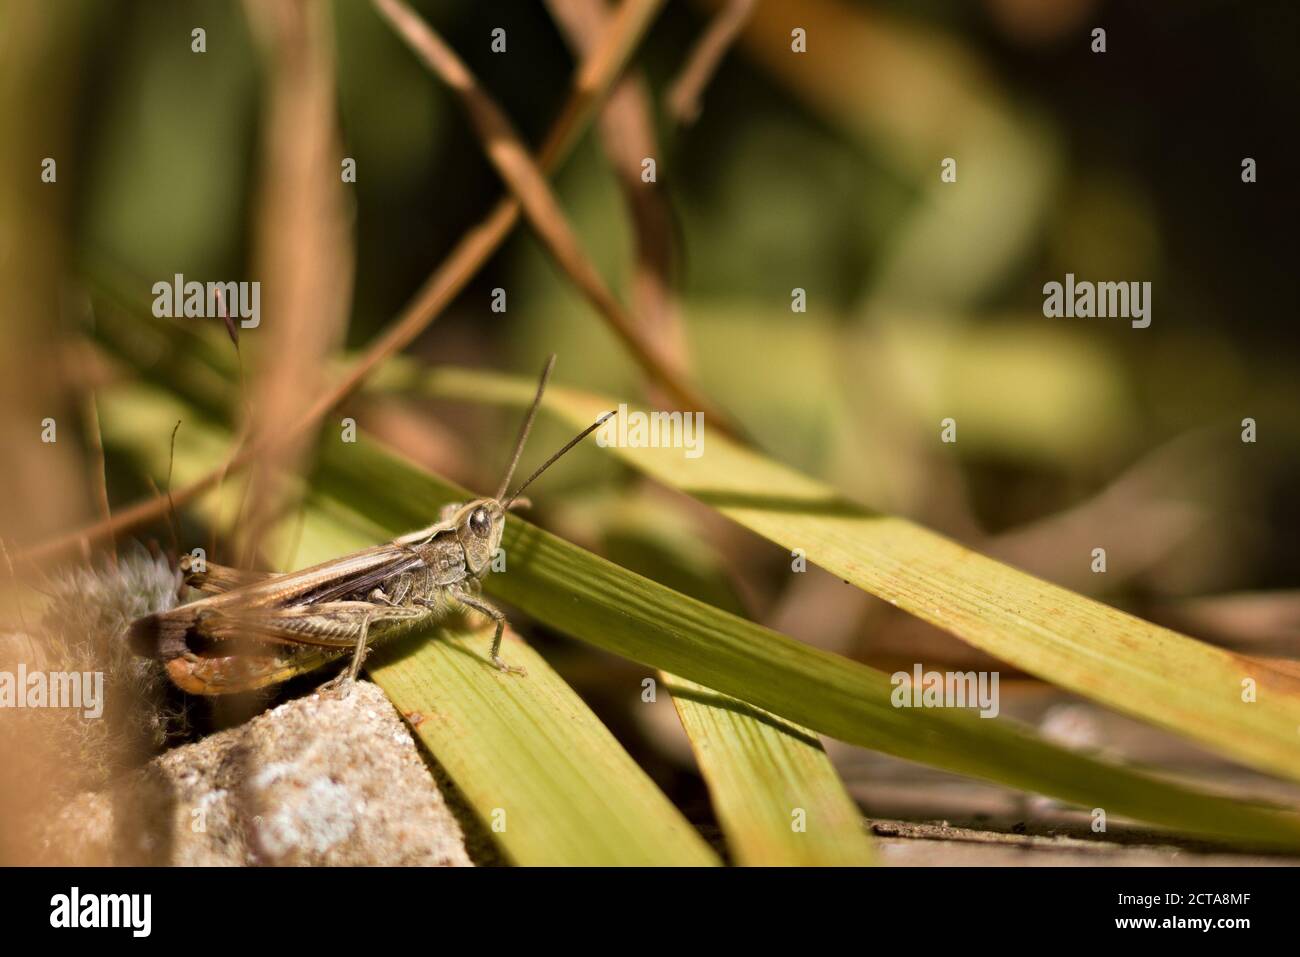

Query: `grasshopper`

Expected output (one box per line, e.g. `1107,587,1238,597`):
129,356,610,696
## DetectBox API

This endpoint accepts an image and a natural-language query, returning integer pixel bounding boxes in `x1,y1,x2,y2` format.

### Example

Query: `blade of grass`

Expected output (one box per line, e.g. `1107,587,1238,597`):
238,0,355,565
314,429,1300,849
395,365,1300,789
369,628,718,865
603,509,873,864
92,355,1300,849
668,676,874,865
665,0,756,126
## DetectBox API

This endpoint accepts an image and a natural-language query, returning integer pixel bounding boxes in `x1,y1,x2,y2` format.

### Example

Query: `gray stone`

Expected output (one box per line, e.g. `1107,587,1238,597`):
46,681,472,866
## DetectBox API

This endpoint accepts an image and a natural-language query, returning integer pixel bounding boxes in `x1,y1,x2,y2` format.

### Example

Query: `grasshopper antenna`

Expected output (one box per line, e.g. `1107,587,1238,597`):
502,410,615,509
164,419,182,559
495,354,557,500
144,419,183,563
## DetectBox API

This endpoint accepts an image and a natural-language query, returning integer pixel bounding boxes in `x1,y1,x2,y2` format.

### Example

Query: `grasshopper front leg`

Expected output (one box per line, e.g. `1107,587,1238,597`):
447,585,525,675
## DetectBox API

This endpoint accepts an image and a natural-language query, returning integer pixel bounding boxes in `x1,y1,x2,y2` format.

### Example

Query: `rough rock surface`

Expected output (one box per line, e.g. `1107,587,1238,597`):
47,681,472,866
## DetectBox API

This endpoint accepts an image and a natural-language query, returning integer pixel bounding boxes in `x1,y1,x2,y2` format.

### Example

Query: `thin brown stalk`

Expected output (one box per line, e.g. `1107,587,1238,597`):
373,0,748,440
207,419,251,563
82,392,116,569
16,0,666,568
665,0,755,126
546,0,691,377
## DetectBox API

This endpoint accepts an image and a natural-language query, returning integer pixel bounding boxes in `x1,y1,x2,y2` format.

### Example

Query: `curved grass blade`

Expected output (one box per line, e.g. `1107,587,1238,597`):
98,377,1300,849
668,676,875,865
307,420,1300,849
404,365,1300,788
604,517,874,864
369,629,718,865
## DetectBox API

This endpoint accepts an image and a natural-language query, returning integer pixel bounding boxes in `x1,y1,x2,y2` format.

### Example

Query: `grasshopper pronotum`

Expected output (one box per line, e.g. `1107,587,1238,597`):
129,356,610,695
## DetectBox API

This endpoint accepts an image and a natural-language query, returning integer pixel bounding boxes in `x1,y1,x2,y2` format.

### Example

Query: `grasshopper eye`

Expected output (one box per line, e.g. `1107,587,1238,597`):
469,507,491,537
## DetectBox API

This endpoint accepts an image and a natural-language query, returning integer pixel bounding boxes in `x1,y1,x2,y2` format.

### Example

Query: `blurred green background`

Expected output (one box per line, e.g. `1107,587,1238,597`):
6,0,1298,680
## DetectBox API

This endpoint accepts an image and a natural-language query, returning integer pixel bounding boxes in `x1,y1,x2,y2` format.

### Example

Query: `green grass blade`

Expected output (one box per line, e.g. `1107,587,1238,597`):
405,365,1300,787
97,374,1300,850
370,634,718,865
667,677,874,865
605,519,874,864
311,470,869,867
310,426,1300,849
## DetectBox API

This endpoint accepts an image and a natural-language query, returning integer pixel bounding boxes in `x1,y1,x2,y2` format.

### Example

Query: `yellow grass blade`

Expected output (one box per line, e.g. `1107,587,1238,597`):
311,419,1300,848
668,676,874,865
95,368,1300,852
404,365,1300,786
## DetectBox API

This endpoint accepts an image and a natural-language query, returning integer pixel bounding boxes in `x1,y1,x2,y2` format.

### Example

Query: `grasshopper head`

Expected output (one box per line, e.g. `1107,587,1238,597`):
456,354,614,579
454,498,505,576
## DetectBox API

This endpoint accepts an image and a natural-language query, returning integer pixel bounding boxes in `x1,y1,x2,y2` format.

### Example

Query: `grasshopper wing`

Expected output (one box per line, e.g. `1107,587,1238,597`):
190,600,427,649
129,542,426,659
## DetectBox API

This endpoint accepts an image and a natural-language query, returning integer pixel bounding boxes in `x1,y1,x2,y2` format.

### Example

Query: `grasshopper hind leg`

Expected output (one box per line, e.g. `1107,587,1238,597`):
320,611,372,699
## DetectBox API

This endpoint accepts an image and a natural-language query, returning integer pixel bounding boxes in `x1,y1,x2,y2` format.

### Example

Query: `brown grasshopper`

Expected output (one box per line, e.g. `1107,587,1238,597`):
129,356,610,696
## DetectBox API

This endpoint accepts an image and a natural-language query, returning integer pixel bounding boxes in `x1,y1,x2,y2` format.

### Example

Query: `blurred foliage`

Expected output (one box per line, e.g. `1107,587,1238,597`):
64,0,1298,584
5,0,1299,861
